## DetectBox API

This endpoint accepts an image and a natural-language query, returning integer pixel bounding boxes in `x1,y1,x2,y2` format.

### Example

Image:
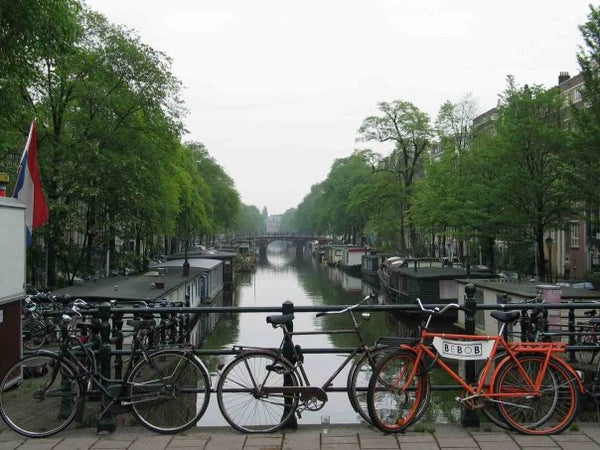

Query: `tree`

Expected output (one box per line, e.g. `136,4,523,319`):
0,0,82,158
279,208,297,233
435,93,478,157
571,4,600,207
480,78,579,277
187,141,240,241
319,151,372,243
294,183,327,235
235,204,265,235
358,100,433,253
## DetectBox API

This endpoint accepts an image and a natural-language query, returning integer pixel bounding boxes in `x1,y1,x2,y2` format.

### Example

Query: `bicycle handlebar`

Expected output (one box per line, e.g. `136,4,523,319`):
415,298,473,316
315,290,375,318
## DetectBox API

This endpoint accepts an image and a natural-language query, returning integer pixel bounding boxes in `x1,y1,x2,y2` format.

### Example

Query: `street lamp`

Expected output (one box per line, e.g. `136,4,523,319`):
545,236,554,283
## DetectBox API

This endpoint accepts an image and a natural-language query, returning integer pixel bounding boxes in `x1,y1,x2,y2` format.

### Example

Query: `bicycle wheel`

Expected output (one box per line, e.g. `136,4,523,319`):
576,327,598,365
0,354,82,437
493,354,579,434
216,351,299,433
348,347,392,423
22,319,46,350
367,349,430,433
477,353,511,430
128,349,210,433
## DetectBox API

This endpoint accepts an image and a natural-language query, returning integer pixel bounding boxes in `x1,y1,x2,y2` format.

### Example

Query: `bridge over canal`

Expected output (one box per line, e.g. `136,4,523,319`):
234,234,329,256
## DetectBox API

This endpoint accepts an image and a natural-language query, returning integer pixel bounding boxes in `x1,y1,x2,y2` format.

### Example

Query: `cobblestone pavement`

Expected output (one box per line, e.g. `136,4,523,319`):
1,422,600,450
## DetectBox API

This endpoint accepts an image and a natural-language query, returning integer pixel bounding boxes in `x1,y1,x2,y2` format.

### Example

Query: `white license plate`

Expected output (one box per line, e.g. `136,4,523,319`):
432,337,494,360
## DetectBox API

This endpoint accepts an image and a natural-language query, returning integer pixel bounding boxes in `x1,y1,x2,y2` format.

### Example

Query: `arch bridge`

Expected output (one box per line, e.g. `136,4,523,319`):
234,234,329,257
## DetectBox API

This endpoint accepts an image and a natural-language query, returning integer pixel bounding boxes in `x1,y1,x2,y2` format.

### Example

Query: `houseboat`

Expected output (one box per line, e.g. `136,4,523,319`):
455,279,600,337
361,253,382,285
339,246,366,275
169,249,236,290
322,245,344,267
50,257,225,347
379,261,493,321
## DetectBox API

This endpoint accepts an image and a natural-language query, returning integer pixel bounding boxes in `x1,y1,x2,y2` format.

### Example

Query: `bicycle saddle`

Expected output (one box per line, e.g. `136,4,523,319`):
490,310,521,323
266,314,294,326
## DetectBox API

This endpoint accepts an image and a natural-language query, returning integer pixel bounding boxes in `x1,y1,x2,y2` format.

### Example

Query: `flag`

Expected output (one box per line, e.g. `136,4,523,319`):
13,120,49,246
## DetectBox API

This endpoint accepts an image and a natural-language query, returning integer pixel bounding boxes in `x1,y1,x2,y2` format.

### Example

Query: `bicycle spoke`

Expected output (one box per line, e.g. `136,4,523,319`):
367,350,429,433
0,355,82,438
217,352,299,433
494,355,579,434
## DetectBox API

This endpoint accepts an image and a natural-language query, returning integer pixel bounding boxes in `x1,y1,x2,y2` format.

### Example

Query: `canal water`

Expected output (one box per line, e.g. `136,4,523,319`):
198,247,465,427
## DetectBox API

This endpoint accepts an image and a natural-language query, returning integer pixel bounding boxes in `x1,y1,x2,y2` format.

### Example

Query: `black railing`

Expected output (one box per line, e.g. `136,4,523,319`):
29,284,600,430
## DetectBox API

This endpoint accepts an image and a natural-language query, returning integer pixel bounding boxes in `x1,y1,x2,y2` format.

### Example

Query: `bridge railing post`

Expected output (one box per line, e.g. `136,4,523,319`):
461,283,480,428
281,300,297,429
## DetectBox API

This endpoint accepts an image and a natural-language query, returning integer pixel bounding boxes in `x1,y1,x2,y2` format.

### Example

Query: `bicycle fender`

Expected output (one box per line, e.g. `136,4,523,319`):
555,358,585,393
21,349,79,374
490,354,585,394
136,349,213,389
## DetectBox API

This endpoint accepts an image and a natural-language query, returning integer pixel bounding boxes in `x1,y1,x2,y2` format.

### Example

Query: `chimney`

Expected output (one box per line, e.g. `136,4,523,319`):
558,71,570,85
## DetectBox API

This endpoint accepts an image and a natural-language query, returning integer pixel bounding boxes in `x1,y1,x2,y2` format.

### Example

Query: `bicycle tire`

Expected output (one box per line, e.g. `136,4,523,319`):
0,354,82,438
367,349,430,433
128,349,210,433
22,319,46,350
576,327,598,365
493,354,579,434
216,350,299,433
476,353,511,430
347,347,393,423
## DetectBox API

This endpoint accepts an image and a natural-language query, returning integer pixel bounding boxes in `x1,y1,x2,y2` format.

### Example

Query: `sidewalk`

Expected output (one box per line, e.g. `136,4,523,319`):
1,422,600,450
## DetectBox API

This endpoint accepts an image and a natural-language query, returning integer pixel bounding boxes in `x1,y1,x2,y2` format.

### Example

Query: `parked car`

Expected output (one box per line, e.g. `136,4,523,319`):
556,280,596,290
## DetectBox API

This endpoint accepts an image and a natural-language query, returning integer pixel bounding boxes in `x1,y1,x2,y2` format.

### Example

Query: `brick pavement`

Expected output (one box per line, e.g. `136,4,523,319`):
1,422,600,449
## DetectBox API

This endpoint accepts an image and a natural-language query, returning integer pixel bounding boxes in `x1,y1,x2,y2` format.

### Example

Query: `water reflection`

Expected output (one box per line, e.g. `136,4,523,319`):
199,248,463,427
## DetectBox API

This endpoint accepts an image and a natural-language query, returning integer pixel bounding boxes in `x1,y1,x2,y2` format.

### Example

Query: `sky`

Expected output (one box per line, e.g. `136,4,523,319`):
85,0,592,215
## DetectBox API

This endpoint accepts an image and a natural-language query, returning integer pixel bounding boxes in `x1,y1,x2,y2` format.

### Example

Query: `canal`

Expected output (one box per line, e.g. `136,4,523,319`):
198,246,466,427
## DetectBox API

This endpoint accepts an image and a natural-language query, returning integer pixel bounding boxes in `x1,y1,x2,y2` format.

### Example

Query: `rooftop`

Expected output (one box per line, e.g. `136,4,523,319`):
51,258,221,303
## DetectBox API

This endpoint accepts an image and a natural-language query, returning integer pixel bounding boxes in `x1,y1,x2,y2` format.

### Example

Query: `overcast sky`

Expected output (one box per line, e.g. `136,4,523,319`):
85,0,591,215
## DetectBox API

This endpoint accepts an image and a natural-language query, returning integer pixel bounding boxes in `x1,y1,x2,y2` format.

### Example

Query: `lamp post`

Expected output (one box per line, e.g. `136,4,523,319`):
545,236,554,283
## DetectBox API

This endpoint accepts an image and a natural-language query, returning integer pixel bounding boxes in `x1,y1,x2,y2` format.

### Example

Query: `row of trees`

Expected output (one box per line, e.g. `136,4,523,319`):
281,5,600,278
0,1,263,287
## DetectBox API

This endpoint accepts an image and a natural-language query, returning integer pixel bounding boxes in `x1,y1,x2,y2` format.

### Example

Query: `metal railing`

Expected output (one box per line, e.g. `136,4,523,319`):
28,283,600,429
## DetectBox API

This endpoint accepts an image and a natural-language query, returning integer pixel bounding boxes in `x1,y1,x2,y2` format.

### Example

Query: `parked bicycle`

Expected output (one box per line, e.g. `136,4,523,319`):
574,307,600,365
478,295,552,430
367,299,583,435
21,293,69,350
576,338,600,420
1,299,211,438
215,291,401,433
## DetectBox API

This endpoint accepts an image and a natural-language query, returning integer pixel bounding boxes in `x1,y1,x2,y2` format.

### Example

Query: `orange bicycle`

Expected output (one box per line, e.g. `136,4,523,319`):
367,299,583,435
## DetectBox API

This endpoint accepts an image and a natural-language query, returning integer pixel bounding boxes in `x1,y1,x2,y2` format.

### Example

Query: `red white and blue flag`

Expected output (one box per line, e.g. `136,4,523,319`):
13,120,49,246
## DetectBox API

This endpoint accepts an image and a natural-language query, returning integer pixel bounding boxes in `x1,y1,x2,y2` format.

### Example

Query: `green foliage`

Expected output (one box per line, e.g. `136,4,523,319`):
0,1,241,285
234,204,265,235
279,207,297,233
572,4,600,208
358,100,433,252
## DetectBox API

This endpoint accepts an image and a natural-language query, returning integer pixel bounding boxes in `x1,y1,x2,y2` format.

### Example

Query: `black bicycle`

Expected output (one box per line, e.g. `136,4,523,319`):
21,293,71,350
1,300,211,438
216,291,401,433
575,307,600,365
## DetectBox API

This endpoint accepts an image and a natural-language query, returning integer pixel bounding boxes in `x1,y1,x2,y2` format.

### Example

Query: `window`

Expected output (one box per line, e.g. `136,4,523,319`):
570,222,580,248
